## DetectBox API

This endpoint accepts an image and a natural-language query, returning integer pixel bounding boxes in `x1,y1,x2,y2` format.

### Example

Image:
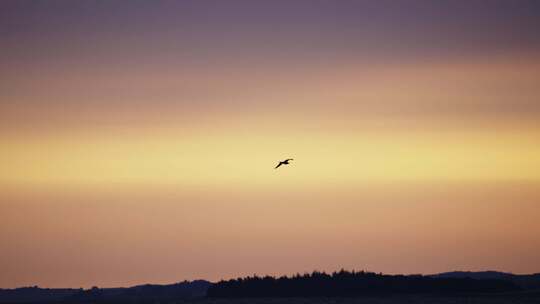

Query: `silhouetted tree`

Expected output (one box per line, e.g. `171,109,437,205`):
207,270,520,298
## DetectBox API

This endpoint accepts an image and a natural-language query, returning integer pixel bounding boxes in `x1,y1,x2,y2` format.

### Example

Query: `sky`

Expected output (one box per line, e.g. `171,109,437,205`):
1,0,540,288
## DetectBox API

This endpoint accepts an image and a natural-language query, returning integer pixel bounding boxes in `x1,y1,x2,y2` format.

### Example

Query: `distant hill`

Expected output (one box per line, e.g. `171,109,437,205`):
0,280,211,303
430,271,540,290
207,270,521,298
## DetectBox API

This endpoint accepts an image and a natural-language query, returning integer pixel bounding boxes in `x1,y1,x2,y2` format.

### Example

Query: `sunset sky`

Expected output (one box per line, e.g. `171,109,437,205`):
1,1,540,288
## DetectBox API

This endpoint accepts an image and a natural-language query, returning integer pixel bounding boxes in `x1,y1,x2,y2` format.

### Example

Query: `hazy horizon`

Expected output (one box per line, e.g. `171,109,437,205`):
3,269,538,290
1,0,540,288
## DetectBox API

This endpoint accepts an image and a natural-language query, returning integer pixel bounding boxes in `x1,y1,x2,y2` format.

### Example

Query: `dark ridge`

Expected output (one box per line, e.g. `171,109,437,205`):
430,271,540,290
65,280,211,303
3,271,540,303
0,280,211,303
0,287,81,303
206,270,521,298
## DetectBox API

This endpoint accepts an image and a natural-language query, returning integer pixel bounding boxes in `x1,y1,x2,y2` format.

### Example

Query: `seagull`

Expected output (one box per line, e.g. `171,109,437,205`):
275,158,293,169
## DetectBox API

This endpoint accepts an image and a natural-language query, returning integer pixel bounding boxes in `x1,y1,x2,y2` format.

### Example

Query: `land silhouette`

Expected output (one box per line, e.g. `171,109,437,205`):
207,270,522,297
2,270,540,303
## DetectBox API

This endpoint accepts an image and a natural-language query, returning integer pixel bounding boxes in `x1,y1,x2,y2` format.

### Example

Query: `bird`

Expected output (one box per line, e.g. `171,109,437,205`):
275,158,293,169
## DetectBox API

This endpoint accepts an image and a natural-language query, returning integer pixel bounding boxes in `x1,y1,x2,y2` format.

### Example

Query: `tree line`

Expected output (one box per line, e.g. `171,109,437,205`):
207,270,520,297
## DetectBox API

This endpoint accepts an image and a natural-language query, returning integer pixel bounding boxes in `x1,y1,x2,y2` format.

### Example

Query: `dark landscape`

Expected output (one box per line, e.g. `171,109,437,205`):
2,271,540,304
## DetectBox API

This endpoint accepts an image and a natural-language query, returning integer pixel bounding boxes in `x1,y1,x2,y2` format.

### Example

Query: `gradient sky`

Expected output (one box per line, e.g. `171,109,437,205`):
1,0,540,288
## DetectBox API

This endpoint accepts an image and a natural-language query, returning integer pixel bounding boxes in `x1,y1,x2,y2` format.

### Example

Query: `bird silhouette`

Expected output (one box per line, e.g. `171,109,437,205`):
275,158,293,169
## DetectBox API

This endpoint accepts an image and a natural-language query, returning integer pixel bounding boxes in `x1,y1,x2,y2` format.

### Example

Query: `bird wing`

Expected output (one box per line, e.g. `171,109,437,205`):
275,162,283,169
286,158,293,161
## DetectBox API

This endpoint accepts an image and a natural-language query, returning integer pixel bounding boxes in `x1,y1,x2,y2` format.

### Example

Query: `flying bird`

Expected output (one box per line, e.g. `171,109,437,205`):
275,158,293,169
